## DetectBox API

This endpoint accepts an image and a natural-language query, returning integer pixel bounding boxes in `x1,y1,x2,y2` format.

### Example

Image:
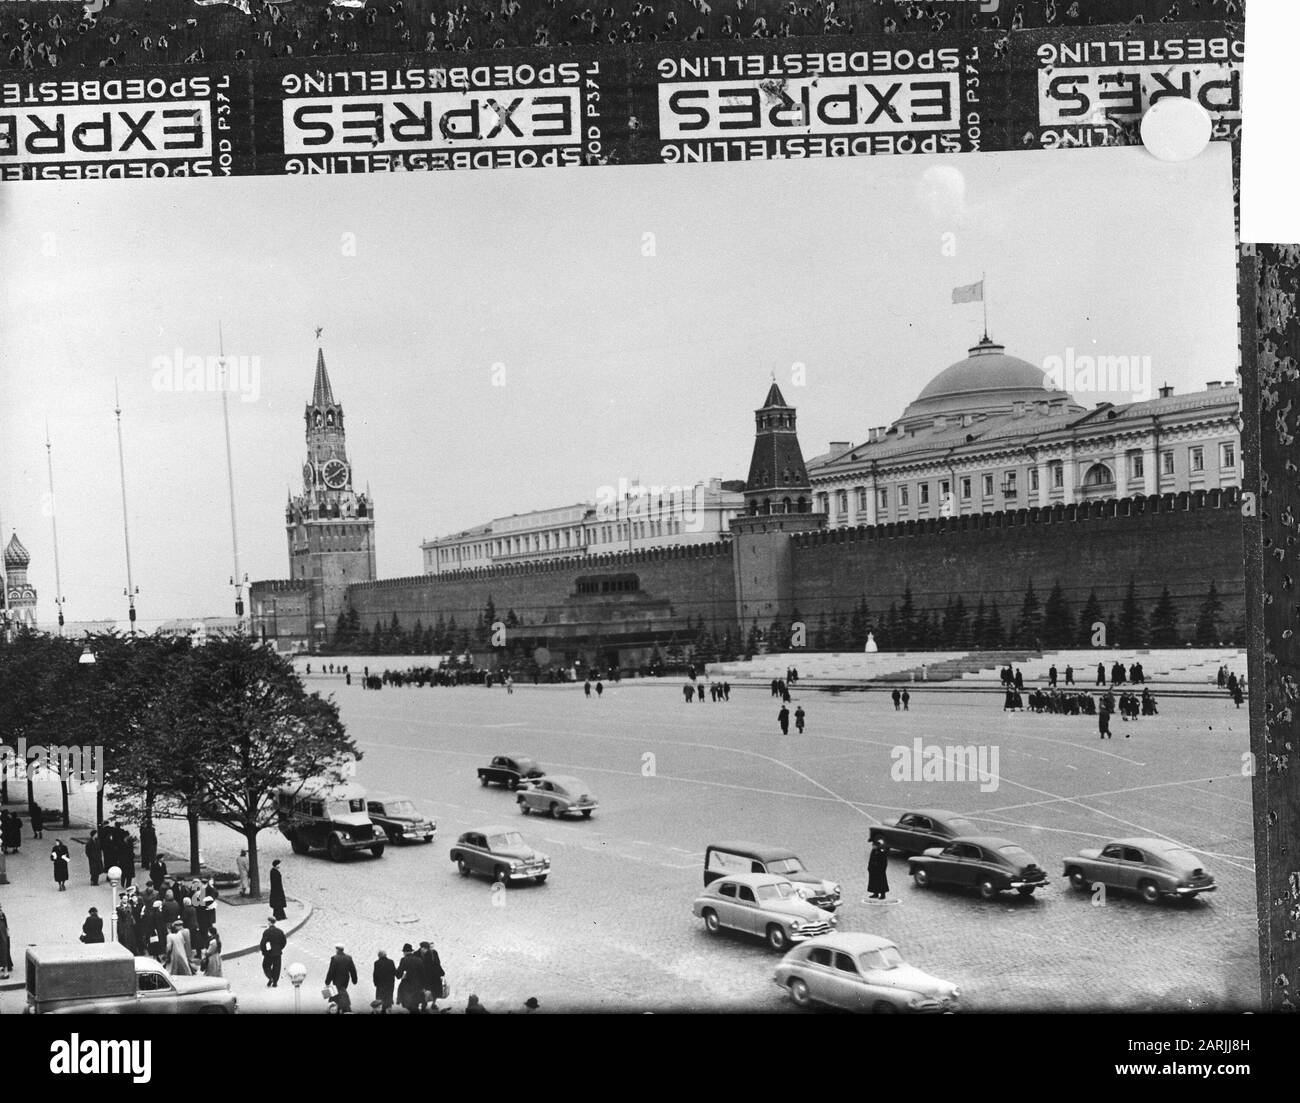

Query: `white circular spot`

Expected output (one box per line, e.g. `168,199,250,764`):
1140,97,1212,162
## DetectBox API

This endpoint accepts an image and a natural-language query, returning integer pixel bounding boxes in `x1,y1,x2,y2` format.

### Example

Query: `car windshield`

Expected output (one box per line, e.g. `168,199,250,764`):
488,832,527,850
998,845,1034,864
384,801,417,816
859,947,904,971
327,800,364,817
765,858,806,875
755,881,799,901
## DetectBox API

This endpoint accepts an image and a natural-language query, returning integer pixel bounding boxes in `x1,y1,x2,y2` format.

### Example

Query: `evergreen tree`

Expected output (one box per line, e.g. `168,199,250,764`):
899,587,916,647
813,612,830,651
849,597,869,649
1042,582,1073,649
970,598,988,650
1118,578,1147,648
433,613,448,652
1018,580,1043,648
913,610,932,649
371,620,384,654
1078,590,1104,647
985,601,1005,649
411,619,424,656
483,596,497,629
745,620,761,659
768,618,788,654
388,612,404,654
1148,587,1180,646
828,611,848,652
884,602,901,649
949,596,970,649
505,608,520,629
1194,581,1224,646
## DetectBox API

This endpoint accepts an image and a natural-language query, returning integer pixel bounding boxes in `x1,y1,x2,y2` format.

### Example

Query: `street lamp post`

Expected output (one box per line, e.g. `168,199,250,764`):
287,962,307,1014
107,865,122,944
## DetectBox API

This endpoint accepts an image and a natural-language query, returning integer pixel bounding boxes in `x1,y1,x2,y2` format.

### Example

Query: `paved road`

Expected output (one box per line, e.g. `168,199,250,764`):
207,677,1258,1014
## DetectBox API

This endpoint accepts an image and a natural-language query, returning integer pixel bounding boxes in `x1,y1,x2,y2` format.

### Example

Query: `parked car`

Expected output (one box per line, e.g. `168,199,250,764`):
477,754,545,790
366,794,436,844
450,825,550,884
1063,838,1217,903
774,933,961,1014
517,775,598,818
25,943,237,1015
276,779,384,860
908,836,1049,899
869,810,981,857
692,872,837,952
704,841,842,911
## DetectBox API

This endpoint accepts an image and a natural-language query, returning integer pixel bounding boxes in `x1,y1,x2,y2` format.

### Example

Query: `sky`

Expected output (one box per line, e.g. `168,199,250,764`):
0,143,1236,628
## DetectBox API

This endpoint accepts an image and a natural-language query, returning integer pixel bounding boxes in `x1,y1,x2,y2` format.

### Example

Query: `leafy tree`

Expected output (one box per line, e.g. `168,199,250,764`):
1148,587,1180,646
1042,582,1073,649
1194,581,1224,646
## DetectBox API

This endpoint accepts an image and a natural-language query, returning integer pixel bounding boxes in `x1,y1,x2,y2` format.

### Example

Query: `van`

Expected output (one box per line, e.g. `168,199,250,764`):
276,779,385,861
704,841,842,912
25,943,236,1014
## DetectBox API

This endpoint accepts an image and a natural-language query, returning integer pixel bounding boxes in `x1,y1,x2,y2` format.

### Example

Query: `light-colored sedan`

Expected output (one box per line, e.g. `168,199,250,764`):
517,775,598,818
692,872,837,952
774,933,960,1014
1063,838,1216,903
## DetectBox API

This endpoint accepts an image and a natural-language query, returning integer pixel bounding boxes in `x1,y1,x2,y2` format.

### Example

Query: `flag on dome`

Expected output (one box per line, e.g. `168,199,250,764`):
952,280,984,304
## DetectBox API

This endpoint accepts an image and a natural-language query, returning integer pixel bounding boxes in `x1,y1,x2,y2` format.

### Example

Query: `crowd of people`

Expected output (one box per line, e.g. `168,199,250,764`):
1217,666,1246,707
684,680,732,702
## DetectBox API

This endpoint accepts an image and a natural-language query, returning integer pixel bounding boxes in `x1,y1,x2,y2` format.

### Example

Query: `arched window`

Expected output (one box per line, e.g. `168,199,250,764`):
748,500,758,516
762,498,772,515
782,497,792,513
1084,463,1113,487
797,497,808,512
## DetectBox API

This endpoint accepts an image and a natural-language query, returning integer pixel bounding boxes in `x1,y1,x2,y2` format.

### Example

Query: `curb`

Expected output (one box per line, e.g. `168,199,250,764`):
0,898,313,991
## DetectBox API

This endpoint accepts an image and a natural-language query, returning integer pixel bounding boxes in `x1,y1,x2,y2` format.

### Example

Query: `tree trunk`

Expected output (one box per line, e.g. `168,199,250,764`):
60,775,69,828
246,825,261,898
187,805,201,877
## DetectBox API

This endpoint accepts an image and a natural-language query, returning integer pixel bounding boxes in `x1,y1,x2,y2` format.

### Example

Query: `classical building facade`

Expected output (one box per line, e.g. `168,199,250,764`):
420,478,745,575
2,532,37,631
251,347,377,648
805,335,1241,528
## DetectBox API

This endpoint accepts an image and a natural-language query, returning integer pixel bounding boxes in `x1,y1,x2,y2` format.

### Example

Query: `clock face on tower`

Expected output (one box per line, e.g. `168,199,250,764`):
322,458,349,489
302,462,315,487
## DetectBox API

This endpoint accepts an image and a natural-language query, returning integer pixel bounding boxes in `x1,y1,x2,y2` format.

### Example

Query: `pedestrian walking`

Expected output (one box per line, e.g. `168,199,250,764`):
1098,703,1112,740
269,859,287,921
396,943,424,1013
595,680,604,697
51,839,70,890
0,903,12,979
237,849,250,896
325,943,358,1013
166,921,192,975
30,803,44,840
777,705,790,735
1096,662,1106,686
1013,669,1024,692
867,837,890,900
81,907,105,944
139,818,158,869
150,856,168,889
901,689,910,711
683,683,694,703
794,706,806,734
372,949,397,1013
1,811,22,853
419,940,446,1012
1048,665,1058,687
891,688,901,711
260,916,286,987
584,680,592,698
202,928,224,977
181,896,199,948
1065,665,1075,686
116,895,137,953
86,829,104,886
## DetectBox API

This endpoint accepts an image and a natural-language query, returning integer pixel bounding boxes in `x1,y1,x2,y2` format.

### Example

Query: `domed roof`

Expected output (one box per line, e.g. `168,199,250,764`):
3,532,30,571
898,336,1080,428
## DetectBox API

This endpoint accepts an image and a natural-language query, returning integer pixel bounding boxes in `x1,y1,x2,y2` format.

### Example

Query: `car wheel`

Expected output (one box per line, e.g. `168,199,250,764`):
873,1000,899,1014
581,809,593,818
520,803,530,815
479,776,489,787
370,843,385,858
456,858,471,877
977,879,998,900
549,803,560,819
326,837,344,863
534,874,548,884
912,868,929,888
1067,868,1090,891
1139,880,1162,905
766,925,789,952
289,835,309,856
494,867,509,883
701,908,721,934
508,778,519,791
788,979,812,1008
1016,886,1035,897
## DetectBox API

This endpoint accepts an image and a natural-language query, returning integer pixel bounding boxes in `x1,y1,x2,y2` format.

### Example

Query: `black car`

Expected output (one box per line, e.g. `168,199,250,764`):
908,836,1049,899
869,810,981,857
477,754,545,791
366,794,437,844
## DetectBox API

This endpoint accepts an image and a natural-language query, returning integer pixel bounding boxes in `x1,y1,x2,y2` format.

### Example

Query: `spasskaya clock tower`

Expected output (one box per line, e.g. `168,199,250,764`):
285,344,377,639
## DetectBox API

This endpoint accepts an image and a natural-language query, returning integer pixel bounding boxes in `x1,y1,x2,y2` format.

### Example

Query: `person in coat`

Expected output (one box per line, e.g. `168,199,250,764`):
794,706,806,734
1098,701,1112,739
777,705,790,735
395,943,424,1013
325,943,359,1013
138,819,158,870
237,849,250,896
81,907,105,943
372,949,397,1013
269,859,287,921
149,857,168,889
150,901,169,959
891,688,901,711
86,829,104,886
160,889,180,927
260,917,286,987
30,803,44,840
180,896,198,949
0,903,12,979
202,927,223,977
166,921,192,975
51,839,70,890
419,940,446,1012
867,836,890,900
116,895,137,953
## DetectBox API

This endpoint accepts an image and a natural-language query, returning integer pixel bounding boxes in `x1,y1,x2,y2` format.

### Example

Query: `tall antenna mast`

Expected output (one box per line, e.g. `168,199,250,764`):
218,323,246,627
0,502,10,644
115,380,139,635
45,421,66,633
982,270,989,340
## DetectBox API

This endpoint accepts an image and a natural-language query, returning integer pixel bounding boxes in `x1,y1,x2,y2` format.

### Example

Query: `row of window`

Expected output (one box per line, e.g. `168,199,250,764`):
816,444,1238,517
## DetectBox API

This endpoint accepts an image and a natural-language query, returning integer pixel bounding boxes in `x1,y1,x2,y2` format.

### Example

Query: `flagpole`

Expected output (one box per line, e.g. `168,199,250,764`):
982,270,989,340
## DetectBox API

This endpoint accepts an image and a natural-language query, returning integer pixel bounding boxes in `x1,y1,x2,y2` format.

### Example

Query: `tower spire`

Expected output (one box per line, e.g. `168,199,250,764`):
312,346,336,409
